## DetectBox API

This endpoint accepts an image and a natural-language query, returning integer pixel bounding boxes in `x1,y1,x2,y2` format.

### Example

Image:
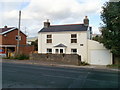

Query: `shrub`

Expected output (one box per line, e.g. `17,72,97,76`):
15,54,29,60
107,64,120,68
80,61,89,66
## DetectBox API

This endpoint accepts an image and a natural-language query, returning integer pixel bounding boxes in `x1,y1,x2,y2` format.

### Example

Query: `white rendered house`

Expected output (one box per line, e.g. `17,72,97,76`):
38,16,112,65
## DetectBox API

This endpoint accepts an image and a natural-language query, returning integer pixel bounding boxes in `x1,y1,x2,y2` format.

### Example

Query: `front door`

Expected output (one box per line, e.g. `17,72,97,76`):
60,49,63,54
55,49,59,54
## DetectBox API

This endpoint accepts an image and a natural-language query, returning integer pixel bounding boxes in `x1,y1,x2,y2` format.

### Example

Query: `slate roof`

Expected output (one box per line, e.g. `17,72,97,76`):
54,44,67,47
0,27,14,33
0,27,26,36
39,24,88,33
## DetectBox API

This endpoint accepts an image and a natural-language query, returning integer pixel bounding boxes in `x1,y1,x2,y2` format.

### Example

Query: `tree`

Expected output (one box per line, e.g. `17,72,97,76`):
92,35,102,42
100,2,120,56
31,39,38,51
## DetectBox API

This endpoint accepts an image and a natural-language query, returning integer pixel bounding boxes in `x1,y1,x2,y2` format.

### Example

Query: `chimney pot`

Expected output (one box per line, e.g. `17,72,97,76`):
4,26,7,28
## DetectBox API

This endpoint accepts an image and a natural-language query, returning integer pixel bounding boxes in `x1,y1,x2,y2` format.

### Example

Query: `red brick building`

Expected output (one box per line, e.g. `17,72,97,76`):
0,26,34,56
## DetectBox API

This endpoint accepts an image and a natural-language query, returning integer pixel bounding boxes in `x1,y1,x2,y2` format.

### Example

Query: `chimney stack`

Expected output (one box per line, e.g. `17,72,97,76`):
44,19,50,28
83,16,89,26
4,26,7,28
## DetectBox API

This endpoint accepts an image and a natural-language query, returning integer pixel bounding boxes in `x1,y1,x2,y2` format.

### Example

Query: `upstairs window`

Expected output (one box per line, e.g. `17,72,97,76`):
71,34,77,38
71,34,77,43
47,35,52,38
46,34,52,43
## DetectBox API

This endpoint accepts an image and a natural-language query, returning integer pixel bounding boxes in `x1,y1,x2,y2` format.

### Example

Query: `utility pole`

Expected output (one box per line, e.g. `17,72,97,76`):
16,10,21,54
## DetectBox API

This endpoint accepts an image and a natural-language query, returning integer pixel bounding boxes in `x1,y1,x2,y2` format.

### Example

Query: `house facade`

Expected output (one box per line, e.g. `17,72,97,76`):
0,26,26,45
0,26,34,56
38,16,112,65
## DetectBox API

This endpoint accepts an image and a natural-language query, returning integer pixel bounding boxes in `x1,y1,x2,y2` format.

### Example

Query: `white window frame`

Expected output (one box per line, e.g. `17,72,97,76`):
71,49,77,54
71,34,77,43
47,48,52,53
46,34,52,43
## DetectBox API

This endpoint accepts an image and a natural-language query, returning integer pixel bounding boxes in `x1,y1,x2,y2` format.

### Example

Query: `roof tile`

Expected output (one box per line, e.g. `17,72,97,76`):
39,24,88,33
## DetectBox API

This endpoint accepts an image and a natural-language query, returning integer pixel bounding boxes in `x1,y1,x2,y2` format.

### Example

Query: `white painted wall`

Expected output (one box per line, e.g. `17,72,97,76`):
88,40,112,65
38,31,88,62
38,31,113,65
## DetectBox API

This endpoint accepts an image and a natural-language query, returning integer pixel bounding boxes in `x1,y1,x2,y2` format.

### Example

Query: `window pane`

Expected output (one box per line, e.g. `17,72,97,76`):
71,49,77,54
71,34,77,38
60,49,63,54
47,39,52,43
47,35,52,38
71,39,77,43
47,48,52,53
80,44,84,46
55,49,59,53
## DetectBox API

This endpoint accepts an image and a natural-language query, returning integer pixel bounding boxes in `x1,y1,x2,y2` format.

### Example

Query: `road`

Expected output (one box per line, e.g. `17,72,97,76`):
2,62,119,88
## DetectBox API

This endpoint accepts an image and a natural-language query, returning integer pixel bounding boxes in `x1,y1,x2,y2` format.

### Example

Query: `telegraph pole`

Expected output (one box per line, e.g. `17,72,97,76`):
17,10,21,54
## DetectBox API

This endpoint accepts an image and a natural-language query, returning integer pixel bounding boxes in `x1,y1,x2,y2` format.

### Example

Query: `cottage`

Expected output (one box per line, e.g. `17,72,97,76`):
38,16,112,65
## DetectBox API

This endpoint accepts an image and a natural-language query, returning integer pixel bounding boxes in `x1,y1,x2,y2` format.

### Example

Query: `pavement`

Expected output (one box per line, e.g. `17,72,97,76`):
2,59,120,72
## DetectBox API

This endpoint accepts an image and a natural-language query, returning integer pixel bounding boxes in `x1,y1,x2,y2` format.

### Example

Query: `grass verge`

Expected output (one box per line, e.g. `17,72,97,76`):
3,54,29,60
107,64,120,69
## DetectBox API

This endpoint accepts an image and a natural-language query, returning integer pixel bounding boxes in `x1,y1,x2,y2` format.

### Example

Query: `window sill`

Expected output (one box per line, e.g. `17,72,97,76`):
71,43,78,44
46,43,52,44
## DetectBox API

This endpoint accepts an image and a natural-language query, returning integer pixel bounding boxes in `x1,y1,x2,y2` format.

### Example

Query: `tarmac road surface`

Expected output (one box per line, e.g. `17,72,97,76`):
2,62,120,88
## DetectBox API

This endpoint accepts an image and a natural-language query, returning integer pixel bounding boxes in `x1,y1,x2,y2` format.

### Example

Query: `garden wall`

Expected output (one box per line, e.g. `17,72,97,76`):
30,53,81,65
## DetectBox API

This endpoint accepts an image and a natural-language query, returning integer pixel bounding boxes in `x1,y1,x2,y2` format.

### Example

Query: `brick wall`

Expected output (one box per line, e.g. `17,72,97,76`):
2,29,26,45
16,45,34,55
30,54,81,65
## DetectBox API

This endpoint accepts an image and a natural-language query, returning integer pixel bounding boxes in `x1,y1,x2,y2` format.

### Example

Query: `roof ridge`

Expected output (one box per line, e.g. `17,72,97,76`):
50,24,83,26
1,27,17,34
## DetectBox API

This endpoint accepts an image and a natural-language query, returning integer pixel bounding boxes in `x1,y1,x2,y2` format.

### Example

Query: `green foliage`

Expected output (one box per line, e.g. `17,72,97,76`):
80,61,89,66
107,64,120,69
31,39,38,51
4,54,29,60
14,54,29,60
92,35,102,42
100,2,120,56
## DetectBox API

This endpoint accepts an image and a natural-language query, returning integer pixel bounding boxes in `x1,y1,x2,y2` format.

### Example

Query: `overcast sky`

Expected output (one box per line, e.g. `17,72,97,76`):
0,0,109,37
